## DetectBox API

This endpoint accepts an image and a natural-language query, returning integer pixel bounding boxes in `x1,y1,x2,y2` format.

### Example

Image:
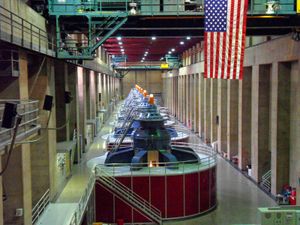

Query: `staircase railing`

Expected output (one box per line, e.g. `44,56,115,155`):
260,170,271,192
110,107,136,152
95,166,162,225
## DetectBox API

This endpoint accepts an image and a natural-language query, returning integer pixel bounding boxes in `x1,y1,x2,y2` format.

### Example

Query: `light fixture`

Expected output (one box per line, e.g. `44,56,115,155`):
180,41,184,45
160,57,164,60
118,41,123,45
121,49,124,52
117,37,122,41
129,2,137,15
171,48,175,52
186,36,191,40
265,1,280,14
142,57,145,60
151,36,156,40
145,51,148,54
168,51,171,54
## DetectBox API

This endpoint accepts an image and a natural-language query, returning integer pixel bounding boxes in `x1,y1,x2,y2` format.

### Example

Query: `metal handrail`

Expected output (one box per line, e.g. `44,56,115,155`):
68,174,95,225
0,5,56,56
32,189,50,224
0,99,40,150
261,169,271,191
48,0,297,16
95,167,162,224
97,142,216,175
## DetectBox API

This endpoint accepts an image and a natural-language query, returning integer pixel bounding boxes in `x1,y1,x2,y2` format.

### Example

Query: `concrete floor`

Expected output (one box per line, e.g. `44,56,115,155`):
55,110,276,225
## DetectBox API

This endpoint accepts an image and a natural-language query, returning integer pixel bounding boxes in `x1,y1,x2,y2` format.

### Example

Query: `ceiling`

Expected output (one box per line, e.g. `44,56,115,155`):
103,36,200,62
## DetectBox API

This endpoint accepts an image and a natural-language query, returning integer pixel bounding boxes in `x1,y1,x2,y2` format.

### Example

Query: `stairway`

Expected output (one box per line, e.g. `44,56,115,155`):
110,108,136,152
95,166,163,225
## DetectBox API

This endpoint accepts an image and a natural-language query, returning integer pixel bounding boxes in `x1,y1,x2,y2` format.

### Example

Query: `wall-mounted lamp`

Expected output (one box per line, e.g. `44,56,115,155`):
266,1,280,14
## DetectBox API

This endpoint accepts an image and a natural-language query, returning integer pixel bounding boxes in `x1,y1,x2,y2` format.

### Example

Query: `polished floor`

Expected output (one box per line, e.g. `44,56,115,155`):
52,110,276,225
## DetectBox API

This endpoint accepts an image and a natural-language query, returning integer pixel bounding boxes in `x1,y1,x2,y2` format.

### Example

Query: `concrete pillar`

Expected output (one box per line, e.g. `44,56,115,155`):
210,79,218,142
251,65,271,182
217,79,228,154
191,75,195,129
46,58,57,198
179,76,183,122
89,71,96,120
2,50,32,225
199,73,205,138
290,61,300,202
227,80,239,160
19,50,31,225
184,76,187,125
76,66,86,157
238,67,252,170
204,78,211,143
54,61,67,141
194,74,199,132
270,62,291,195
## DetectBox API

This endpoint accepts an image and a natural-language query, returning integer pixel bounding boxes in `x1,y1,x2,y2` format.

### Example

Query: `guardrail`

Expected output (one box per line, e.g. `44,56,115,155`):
48,0,297,16
32,189,50,225
96,141,217,176
0,99,41,150
68,174,95,225
0,5,56,56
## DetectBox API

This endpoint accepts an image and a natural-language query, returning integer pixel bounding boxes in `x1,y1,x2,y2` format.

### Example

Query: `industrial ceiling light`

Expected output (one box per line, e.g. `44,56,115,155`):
265,1,280,14
118,41,123,45
117,37,122,41
121,49,124,52
168,51,171,54
186,36,191,40
129,2,137,15
180,41,184,45
171,48,175,52
151,36,157,40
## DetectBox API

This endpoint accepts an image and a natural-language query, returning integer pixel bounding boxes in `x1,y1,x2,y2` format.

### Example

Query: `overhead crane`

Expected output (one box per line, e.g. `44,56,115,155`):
47,0,300,60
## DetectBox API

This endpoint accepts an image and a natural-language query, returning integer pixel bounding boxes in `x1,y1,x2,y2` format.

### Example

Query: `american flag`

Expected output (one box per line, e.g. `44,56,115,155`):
204,0,248,80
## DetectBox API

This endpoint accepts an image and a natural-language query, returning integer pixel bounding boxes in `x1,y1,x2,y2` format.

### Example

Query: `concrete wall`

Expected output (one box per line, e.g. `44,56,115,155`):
122,70,162,97
163,35,300,201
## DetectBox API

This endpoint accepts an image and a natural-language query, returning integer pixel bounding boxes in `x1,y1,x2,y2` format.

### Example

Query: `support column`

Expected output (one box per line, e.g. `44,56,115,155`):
271,62,291,195
19,50,32,225
217,79,227,154
238,67,252,170
2,50,32,225
210,79,218,142
194,74,199,132
204,78,211,143
251,65,271,182
227,80,239,160
290,61,300,202
89,71,96,120
54,61,67,141
76,67,86,157
199,73,205,138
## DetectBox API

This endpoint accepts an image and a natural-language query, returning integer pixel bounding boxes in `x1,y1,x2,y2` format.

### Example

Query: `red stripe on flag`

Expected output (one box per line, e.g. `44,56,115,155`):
226,0,235,79
210,32,214,79
221,33,227,79
204,32,208,78
214,33,220,79
239,0,249,80
233,0,242,80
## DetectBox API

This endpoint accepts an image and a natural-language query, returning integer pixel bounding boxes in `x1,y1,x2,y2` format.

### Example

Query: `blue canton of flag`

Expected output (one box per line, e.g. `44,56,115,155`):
205,0,228,32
